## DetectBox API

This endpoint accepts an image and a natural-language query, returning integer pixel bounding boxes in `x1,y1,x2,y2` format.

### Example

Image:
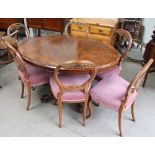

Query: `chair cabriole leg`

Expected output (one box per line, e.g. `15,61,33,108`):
26,83,31,111
142,70,149,87
58,99,62,128
21,81,24,98
118,108,124,137
131,101,136,121
83,97,89,127
87,96,93,119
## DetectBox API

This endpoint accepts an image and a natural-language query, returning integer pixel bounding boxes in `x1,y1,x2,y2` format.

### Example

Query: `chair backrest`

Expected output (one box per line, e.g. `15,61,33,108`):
7,23,30,47
54,60,97,97
64,21,89,37
110,29,132,62
3,40,29,82
122,59,154,108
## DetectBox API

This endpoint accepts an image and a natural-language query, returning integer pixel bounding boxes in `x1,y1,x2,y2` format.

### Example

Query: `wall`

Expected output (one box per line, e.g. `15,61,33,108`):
143,18,155,44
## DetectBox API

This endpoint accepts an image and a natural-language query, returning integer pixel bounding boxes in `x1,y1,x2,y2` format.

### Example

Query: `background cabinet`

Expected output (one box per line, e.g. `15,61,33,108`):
26,18,69,35
0,18,24,30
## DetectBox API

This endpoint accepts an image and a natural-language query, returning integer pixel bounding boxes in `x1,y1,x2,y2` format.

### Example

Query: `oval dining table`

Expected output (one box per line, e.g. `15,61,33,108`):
18,35,121,111
18,35,120,73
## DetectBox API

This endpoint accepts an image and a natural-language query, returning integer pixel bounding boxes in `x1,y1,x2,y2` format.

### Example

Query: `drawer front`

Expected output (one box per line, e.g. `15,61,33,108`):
71,30,87,37
71,24,88,32
88,34,110,45
88,33,110,41
90,25,112,36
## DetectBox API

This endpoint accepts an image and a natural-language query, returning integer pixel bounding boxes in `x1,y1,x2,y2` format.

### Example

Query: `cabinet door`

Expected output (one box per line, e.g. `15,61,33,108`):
27,18,43,29
42,18,62,31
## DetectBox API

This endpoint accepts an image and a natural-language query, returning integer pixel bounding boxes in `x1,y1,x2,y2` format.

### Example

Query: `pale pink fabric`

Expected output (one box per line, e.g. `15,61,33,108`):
97,65,121,79
19,63,50,86
50,74,90,102
90,75,137,111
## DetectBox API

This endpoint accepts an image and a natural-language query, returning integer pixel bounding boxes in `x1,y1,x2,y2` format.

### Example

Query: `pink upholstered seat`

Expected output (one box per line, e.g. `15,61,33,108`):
97,65,121,79
19,63,50,86
50,74,90,102
90,75,137,111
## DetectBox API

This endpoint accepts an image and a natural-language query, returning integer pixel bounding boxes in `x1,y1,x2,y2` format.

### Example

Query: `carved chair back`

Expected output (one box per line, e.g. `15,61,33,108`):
110,29,132,62
7,23,30,48
3,40,29,83
54,60,97,98
64,21,89,37
121,59,153,109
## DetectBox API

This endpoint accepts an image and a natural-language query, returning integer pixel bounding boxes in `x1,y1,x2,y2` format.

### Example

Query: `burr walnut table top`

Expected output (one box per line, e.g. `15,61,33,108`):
18,35,121,73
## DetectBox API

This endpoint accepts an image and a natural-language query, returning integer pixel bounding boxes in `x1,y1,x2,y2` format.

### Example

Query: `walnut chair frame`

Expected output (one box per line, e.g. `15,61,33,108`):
118,59,153,136
96,29,132,82
110,29,132,64
7,23,30,48
3,40,49,111
53,60,97,128
0,23,29,66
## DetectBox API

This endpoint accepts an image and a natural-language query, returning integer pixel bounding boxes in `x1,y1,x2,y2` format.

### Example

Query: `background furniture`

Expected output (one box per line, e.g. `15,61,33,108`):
143,29,155,87
64,21,89,37
121,18,144,50
0,31,6,49
69,18,119,45
90,59,153,136
18,35,121,73
0,18,24,30
0,33,13,65
26,18,69,35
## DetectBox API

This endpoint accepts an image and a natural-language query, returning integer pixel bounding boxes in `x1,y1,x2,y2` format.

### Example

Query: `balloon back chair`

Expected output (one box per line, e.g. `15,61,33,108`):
90,59,153,136
97,29,132,79
64,21,89,37
50,60,96,128
3,40,50,111
7,23,30,48
0,23,29,66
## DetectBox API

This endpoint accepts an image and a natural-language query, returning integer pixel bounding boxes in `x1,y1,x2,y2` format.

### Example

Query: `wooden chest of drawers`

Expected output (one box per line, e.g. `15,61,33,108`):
70,18,119,45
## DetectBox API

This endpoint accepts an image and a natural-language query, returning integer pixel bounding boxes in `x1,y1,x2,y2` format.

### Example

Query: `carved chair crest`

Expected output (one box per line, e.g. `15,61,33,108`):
7,23,30,48
110,29,132,61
